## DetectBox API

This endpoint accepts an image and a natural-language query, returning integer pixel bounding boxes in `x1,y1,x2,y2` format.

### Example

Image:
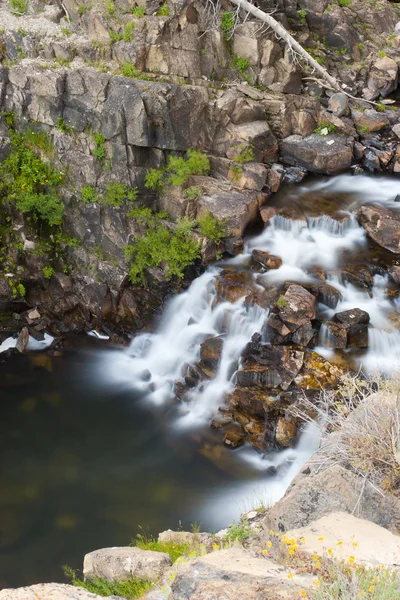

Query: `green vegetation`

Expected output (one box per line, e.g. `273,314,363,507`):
131,6,145,17
338,0,351,7
123,22,135,42
359,125,369,134
184,186,202,201
43,266,54,279
198,211,225,243
0,114,65,227
121,62,140,78
91,133,106,164
158,2,169,16
376,103,386,112
275,296,288,309
78,4,91,15
233,144,254,165
298,8,307,24
9,0,27,15
64,567,152,599
109,29,123,44
145,150,210,191
220,11,235,40
56,117,75,134
233,55,249,73
80,185,98,203
226,519,252,542
314,122,337,135
104,182,138,206
134,533,197,563
61,27,73,36
105,0,115,15
125,214,201,283
378,50,387,58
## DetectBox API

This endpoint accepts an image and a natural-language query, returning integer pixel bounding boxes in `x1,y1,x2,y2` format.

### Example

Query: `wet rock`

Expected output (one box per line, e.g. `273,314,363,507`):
358,205,400,254
275,417,297,448
388,265,400,284
317,282,342,309
237,343,304,391
282,167,307,184
291,321,314,347
15,327,29,353
328,92,349,118
362,148,381,173
227,386,290,419
320,321,347,349
279,134,353,175
83,546,171,582
333,308,370,327
347,324,369,348
259,206,277,224
199,336,223,374
215,272,256,303
342,264,373,288
251,249,282,270
295,351,344,390
211,413,234,429
267,164,284,193
277,284,316,328
183,363,206,388
306,265,326,281
223,430,245,448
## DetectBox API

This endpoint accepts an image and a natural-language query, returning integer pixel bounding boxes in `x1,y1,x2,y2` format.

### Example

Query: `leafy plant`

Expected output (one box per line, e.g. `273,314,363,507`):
131,6,145,17
166,150,210,186
64,566,152,599
56,117,75,134
134,532,195,563
184,186,202,201
298,8,307,23
123,22,135,42
43,266,54,279
125,214,200,283
80,185,98,203
226,519,252,542
220,11,235,40
233,144,254,164
91,133,106,164
378,50,387,58
198,211,225,243
338,0,351,7
234,55,249,72
9,0,27,15
109,29,123,44
144,168,165,191
275,296,288,309
158,2,169,16
121,62,140,78
314,122,337,135
105,0,115,15
376,103,386,112
104,182,138,206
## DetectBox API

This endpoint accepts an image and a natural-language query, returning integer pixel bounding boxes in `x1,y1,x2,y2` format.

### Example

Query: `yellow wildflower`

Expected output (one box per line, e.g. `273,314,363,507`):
267,541,272,548
352,541,359,548
212,543,219,550
269,530,275,536
312,579,320,586
288,548,295,555
318,536,324,541
337,541,343,546
262,549,269,555
348,556,355,565
300,537,306,543
312,555,319,561
315,561,321,569
287,573,294,580
300,591,308,598
368,585,375,593
327,548,333,555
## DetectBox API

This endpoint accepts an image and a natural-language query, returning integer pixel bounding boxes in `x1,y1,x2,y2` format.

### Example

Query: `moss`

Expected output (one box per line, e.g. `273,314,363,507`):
64,567,152,599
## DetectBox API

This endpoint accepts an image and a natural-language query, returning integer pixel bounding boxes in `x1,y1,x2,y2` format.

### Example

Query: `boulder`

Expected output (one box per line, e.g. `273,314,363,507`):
199,336,224,374
215,272,257,303
262,464,400,535
286,512,400,567
0,584,121,600
237,342,304,391
316,282,342,309
15,327,29,353
170,547,313,600
279,134,353,175
320,321,347,349
328,92,349,118
275,417,297,448
277,284,316,328
83,546,171,582
351,109,389,133
368,56,398,98
295,351,344,389
358,205,400,254
252,249,282,270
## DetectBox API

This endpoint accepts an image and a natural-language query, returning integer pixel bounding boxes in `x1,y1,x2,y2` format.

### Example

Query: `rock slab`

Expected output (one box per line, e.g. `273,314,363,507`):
83,546,171,582
0,583,123,600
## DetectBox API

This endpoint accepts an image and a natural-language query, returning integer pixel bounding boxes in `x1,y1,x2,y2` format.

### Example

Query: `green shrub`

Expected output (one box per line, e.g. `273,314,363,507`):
226,519,252,542
9,0,27,15
378,50,387,58
64,566,151,599
131,6,145,16
158,2,169,16
104,182,138,206
275,296,288,309
78,4,91,15
121,62,140,78
91,133,106,164
198,211,225,243
43,266,54,279
220,11,235,40
234,55,249,72
314,121,337,135
233,144,254,164
298,8,307,23
109,29,123,44
166,150,210,186
123,22,135,42
338,0,351,7
105,0,115,15
16,192,64,226
80,185,98,203
125,215,200,283
184,186,202,201
376,103,386,112
56,117,75,134
145,168,165,191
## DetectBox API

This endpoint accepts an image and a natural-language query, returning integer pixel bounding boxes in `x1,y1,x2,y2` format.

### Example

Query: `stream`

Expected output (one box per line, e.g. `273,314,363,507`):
2,174,400,588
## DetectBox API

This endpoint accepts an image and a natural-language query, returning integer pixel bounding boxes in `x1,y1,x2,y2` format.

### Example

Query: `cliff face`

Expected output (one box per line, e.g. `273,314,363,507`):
0,0,400,338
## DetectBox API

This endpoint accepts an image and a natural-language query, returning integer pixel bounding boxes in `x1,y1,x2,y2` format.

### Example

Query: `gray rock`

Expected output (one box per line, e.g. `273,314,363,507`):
0,583,122,600
280,134,353,174
83,546,171,582
328,92,349,118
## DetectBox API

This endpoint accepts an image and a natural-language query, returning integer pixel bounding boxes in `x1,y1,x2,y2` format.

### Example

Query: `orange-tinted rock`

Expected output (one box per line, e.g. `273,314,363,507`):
278,284,317,327
252,249,282,270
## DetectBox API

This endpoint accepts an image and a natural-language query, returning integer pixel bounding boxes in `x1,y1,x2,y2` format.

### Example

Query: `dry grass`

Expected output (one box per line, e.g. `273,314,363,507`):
291,373,400,496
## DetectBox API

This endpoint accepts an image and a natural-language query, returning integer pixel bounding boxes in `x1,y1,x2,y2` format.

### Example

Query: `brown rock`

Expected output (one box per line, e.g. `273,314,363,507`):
279,134,353,175
215,272,256,303
238,342,304,391
278,284,316,327
358,205,400,254
295,350,344,390
16,327,29,353
260,206,276,224
333,308,370,327
320,321,347,349
252,249,282,270
223,430,245,448
352,109,389,133
275,418,297,448
317,282,342,309
199,336,223,373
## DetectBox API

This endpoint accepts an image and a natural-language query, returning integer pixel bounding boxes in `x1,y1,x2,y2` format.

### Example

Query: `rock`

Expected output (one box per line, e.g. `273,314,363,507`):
158,530,210,546
328,92,349,118
368,57,398,98
260,206,277,224
352,109,389,133
358,205,400,254
275,418,297,448
279,134,353,175
333,308,370,327
170,547,313,600
320,321,347,349
262,464,400,535
224,430,245,448
26,307,40,322
228,162,268,191
237,342,304,391
342,264,372,288
316,282,342,309
295,351,344,390
362,148,381,173
252,249,282,270
83,546,171,582
0,584,122,600
291,321,314,347
215,272,256,303
277,284,316,328
388,265,400,284
392,124,400,138
199,336,223,374
287,512,400,568
15,327,29,353
282,167,306,184
291,109,317,137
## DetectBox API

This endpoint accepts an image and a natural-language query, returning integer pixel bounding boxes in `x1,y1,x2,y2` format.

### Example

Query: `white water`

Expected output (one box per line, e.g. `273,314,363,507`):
98,174,400,514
